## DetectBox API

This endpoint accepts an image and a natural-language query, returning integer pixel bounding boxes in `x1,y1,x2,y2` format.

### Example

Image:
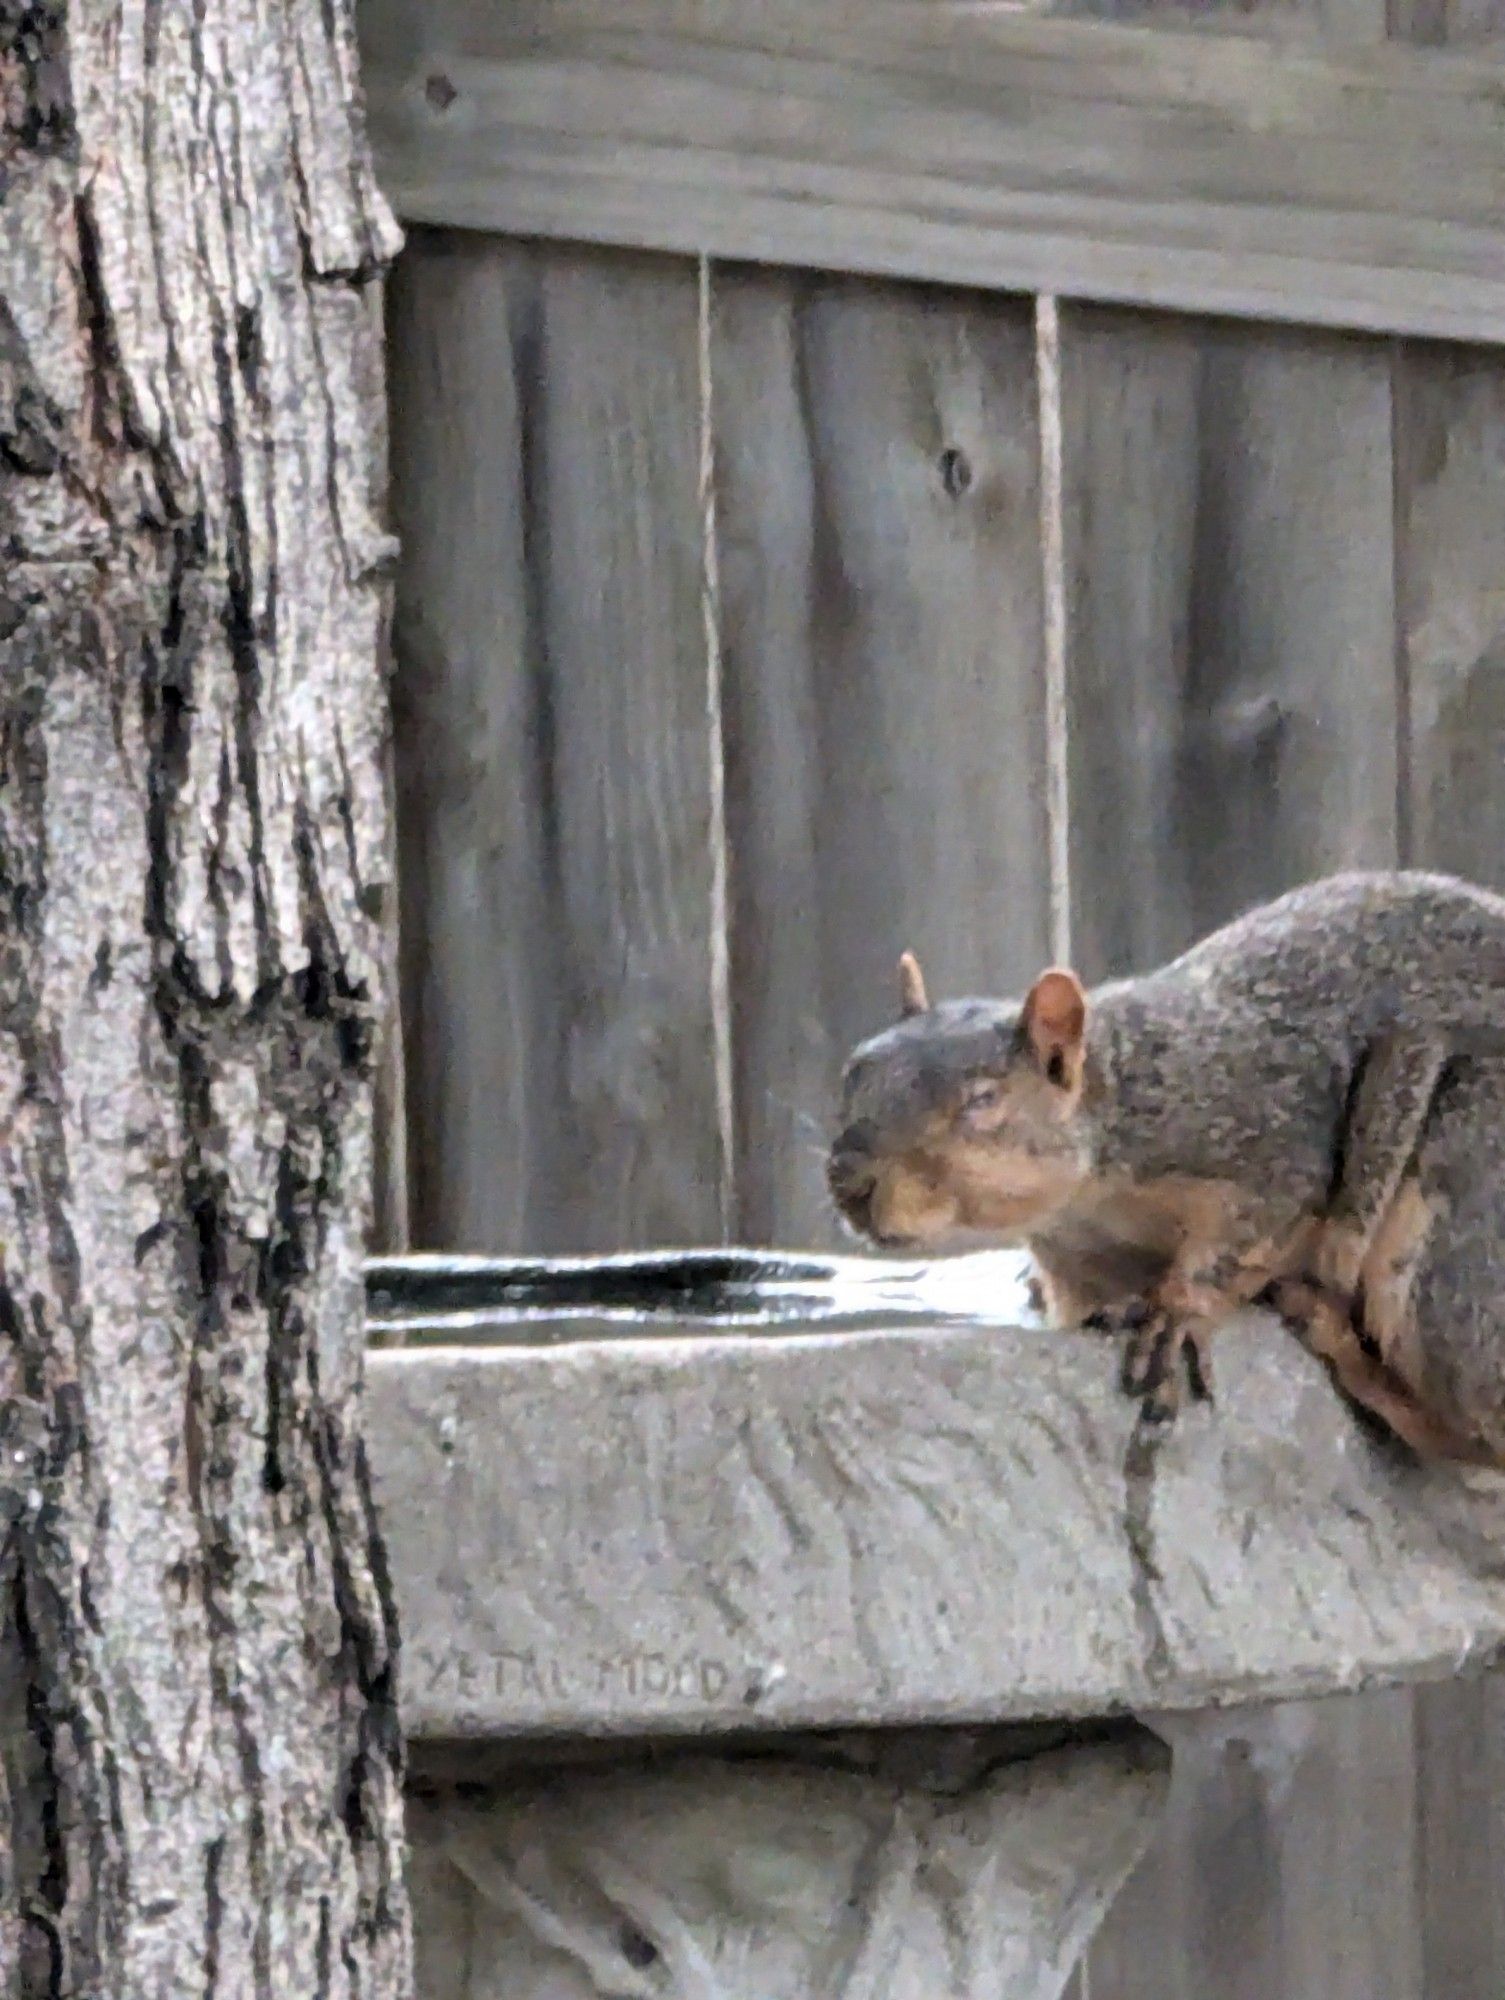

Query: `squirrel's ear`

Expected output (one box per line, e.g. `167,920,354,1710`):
1021,968,1087,1086
897,951,930,1018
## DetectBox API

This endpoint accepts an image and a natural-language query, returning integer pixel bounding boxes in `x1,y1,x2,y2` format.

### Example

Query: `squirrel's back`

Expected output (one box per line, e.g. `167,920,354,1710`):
1103,870,1505,1041
1085,871,1505,1185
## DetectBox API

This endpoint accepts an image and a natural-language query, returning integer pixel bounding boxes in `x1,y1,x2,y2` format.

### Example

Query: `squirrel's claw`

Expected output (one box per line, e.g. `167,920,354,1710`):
1184,1332,1215,1404
1121,1310,1175,1395
1120,1311,1215,1424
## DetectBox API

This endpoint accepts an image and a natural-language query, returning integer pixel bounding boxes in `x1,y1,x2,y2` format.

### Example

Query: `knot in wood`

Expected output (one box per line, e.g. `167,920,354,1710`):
938,445,973,498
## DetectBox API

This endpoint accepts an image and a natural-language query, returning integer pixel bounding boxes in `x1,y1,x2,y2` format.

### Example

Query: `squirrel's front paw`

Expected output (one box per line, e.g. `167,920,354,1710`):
1311,1221,1366,1307
1083,1298,1155,1338
1119,1310,1214,1425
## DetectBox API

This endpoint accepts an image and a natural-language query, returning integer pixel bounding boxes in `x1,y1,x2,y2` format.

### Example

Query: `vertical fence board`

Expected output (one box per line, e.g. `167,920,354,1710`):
1393,337,1505,2000
1060,307,1399,981
1056,301,1421,2000
389,233,722,1252
371,720,410,1252
388,233,543,1251
709,267,1049,1245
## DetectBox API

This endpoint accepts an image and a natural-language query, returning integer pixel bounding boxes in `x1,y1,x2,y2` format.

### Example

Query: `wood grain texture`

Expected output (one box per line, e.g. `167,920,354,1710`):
1391,334,1505,2000
1086,1697,1421,2000
1022,0,1325,32
1394,338,1505,891
373,722,411,1253
1056,304,1399,980
388,234,549,1253
1025,0,1385,39
708,266,1049,1245
358,0,1505,345
389,234,724,1254
1054,300,1420,2000
1388,0,1505,44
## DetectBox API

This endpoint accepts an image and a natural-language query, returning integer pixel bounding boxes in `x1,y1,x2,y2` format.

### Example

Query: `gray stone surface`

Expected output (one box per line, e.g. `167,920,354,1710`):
368,1293,1505,1741
406,1725,1168,1999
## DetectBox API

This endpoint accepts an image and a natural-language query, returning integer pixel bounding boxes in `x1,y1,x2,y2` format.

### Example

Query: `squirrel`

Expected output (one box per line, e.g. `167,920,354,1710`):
826,871,1505,1467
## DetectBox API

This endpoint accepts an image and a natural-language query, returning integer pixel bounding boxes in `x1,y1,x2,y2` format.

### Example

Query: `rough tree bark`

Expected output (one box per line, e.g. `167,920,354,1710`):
0,4,412,1995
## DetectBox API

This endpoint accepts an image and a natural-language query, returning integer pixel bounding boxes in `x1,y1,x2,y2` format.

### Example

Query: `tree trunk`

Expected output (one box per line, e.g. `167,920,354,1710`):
0,4,412,1995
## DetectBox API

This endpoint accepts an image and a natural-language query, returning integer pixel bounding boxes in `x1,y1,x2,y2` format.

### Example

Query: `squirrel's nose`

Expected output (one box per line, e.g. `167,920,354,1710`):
827,1124,880,1233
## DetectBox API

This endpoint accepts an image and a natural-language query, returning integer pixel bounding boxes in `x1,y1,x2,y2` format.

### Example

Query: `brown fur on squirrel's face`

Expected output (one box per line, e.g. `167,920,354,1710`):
827,953,1093,1249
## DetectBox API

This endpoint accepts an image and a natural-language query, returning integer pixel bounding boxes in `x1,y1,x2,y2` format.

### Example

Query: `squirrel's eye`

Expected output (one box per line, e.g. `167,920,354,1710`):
961,1078,1004,1117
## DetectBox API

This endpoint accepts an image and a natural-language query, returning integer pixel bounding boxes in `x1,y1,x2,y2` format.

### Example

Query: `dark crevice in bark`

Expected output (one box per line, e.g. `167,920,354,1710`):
261,1141,300,1498
13,1572,66,2000
206,735,237,999
302,269,354,576
311,1378,404,1941
1,0,74,154
141,533,194,968
316,1895,333,2000
73,193,169,499
139,0,190,462
0,304,67,478
208,304,277,989
332,720,363,892
203,1834,225,1999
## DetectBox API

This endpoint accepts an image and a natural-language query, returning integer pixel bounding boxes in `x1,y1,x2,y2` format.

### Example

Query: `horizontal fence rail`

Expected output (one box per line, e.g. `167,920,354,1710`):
360,0,1505,343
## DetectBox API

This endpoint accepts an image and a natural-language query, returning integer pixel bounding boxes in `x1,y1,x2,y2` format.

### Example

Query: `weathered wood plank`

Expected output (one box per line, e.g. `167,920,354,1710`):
1056,306,1399,980
1053,301,1419,2000
708,266,1049,1246
1027,0,1386,39
1391,334,1505,2000
370,254,412,1255
1086,1696,1422,2000
1321,0,1393,39
388,235,546,1252
371,722,411,1252
358,0,1505,345
388,233,724,1253
1388,0,1505,45
1395,344,1505,883
1024,0,1328,35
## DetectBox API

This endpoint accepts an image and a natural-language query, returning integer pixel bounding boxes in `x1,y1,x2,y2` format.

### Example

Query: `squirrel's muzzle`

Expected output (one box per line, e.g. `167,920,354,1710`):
826,1122,881,1237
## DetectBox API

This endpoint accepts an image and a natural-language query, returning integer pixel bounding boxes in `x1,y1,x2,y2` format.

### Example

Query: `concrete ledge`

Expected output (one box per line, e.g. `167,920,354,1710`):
366,1254,1505,1740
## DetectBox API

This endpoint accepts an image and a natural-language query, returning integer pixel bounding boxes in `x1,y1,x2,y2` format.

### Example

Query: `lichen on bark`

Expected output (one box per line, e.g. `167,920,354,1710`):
0,3,412,1994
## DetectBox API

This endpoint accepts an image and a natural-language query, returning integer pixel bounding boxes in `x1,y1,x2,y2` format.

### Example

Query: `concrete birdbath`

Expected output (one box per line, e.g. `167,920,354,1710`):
365,1250,1505,1998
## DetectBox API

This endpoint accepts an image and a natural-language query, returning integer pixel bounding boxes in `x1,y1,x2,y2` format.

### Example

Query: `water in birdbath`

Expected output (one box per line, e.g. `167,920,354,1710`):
365,1246,1041,1347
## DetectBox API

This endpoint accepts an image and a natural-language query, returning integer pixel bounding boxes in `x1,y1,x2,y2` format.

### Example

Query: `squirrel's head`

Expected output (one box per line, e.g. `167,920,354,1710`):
826,951,1092,1249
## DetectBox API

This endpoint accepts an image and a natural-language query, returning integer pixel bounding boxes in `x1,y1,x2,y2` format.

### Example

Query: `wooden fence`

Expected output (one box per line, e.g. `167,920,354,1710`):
361,0,1505,1992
